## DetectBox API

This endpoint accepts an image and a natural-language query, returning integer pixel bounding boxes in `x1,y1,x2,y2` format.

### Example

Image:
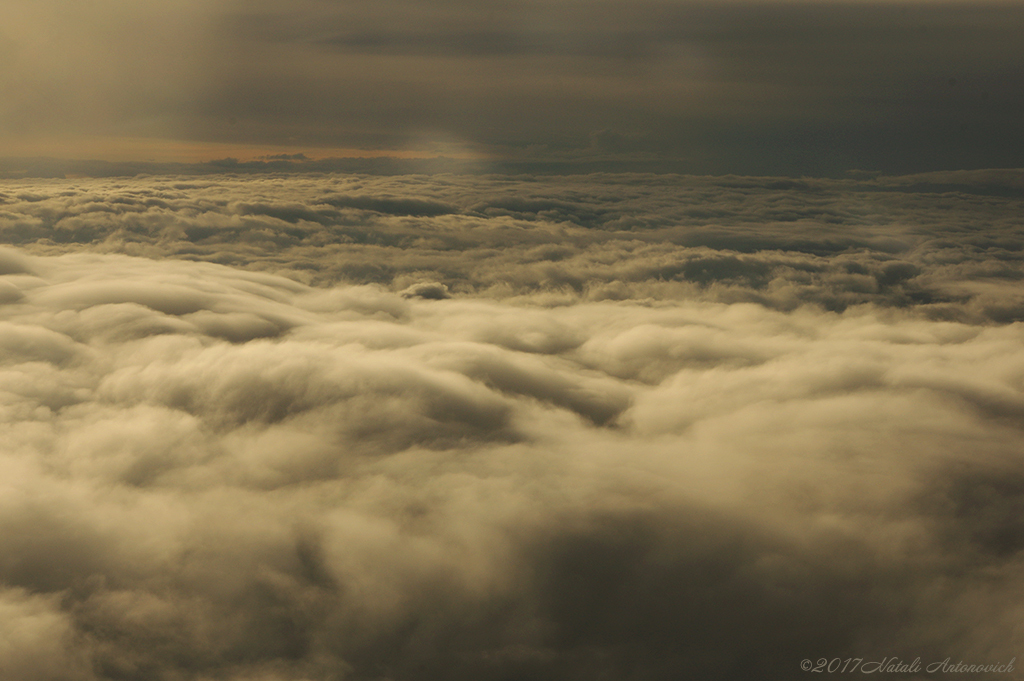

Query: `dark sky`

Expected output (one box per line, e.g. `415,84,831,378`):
1,0,1022,175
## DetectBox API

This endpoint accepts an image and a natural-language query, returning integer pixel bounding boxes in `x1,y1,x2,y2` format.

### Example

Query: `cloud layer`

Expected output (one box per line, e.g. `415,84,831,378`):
2,173,1024,679
2,171,1024,321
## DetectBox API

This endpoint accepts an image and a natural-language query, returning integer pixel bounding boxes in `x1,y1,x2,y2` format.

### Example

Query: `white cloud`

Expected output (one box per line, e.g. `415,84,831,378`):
0,588,93,681
1,172,1023,678
4,172,1023,322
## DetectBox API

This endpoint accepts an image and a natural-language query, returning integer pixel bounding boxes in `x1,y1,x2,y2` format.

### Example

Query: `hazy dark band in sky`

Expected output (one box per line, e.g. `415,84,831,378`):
2,0,1022,175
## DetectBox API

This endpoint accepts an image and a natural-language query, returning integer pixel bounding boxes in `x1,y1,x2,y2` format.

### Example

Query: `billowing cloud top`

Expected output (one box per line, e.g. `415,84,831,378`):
1,172,1024,679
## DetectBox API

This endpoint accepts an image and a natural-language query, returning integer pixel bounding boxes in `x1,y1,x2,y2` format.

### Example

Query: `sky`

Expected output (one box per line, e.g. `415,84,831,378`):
1,0,1022,175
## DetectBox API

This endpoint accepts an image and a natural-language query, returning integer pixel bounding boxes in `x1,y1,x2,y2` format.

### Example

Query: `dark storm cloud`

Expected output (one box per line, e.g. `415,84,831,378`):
2,235,1024,679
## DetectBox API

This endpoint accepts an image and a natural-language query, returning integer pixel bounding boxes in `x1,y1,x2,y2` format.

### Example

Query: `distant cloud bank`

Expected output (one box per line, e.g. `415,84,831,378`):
1,172,1023,679
2,171,1024,320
